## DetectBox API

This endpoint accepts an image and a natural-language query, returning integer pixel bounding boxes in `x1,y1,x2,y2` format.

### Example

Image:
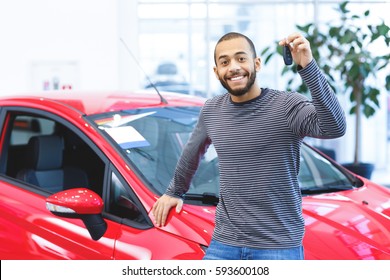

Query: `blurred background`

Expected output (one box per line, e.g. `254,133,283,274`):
0,0,389,186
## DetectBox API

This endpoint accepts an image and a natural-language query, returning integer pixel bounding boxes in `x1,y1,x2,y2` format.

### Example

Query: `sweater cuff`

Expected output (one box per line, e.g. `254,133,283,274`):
297,59,316,73
165,185,185,198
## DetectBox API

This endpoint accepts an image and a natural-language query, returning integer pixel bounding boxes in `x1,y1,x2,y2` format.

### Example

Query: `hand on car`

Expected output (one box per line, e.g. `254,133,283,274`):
152,194,183,227
279,32,313,68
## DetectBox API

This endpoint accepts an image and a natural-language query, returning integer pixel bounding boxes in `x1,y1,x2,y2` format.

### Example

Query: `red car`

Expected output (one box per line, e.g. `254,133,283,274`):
0,90,389,260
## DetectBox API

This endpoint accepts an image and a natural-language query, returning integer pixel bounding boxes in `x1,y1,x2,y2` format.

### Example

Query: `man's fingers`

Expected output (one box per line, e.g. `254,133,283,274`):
152,201,162,226
153,200,167,226
161,206,171,226
152,195,182,227
176,199,183,213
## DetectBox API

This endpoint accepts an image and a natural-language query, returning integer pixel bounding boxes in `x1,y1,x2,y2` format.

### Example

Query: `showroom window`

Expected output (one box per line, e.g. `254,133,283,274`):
137,0,314,97
136,0,388,98
135,0,390,183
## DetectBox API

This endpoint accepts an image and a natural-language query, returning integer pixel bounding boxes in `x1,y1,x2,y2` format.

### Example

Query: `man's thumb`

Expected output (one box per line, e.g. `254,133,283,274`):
175,199,183,213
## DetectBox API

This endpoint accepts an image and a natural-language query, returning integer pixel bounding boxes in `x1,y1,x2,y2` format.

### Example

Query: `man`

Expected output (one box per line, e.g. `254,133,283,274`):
152,32,346,260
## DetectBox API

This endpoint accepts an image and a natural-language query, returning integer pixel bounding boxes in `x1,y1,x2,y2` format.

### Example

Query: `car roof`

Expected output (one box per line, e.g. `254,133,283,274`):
0,90,206,115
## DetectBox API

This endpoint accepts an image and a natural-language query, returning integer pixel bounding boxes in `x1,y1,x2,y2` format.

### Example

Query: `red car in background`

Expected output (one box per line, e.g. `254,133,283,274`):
0,90,390,259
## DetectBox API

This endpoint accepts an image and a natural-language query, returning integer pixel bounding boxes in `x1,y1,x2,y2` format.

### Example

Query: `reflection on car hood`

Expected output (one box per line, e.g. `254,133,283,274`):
152,204,216,246
303,180,390,260
159,179,390,260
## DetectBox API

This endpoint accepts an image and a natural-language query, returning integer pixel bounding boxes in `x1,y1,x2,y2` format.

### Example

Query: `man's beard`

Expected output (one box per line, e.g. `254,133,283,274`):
219,70,257,97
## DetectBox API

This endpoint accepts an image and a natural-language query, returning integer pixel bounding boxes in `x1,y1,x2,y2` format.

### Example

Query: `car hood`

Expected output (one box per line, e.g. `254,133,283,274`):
303,180,390,260
152,180,390,259
150,204,215,246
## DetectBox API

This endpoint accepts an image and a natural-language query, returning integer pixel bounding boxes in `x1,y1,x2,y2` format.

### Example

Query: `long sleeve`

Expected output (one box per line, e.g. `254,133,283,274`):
284,60,347,138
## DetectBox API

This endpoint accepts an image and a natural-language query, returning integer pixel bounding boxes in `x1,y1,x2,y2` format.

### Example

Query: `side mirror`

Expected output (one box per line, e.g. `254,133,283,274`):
46,188,107,241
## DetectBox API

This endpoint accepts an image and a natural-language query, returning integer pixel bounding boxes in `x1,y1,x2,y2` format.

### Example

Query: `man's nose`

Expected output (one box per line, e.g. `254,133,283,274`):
229,60,240,72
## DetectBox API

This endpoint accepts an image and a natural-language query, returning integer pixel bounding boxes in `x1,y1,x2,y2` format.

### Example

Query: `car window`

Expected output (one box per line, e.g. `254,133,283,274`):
89,107,220,196
108,171,150,226
10,116,55,145
1,111,105,197
299,145,353,194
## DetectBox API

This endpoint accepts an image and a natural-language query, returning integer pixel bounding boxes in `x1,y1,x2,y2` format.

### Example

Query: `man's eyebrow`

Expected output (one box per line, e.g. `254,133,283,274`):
235,51,249,56
217,55,228,61
217,51,249,61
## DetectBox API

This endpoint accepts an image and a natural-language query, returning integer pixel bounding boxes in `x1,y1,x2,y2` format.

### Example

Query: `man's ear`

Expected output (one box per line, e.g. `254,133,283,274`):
255,57,261,72
213,66,220,80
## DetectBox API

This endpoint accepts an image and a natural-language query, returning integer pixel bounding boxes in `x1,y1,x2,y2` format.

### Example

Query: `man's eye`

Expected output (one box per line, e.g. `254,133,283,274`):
220,60,228,65
239,57,246,62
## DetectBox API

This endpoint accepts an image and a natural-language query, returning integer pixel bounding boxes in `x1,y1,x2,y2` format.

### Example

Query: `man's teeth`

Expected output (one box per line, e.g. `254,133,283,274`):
230,76,243,81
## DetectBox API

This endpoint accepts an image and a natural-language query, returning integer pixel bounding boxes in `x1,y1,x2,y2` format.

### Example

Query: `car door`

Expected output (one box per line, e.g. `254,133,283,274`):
0,107,204,260
106,169,205,260
0,109,119,259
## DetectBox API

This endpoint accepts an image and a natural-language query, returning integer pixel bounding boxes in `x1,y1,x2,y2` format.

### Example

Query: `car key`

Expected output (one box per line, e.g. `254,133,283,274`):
283,45,293,65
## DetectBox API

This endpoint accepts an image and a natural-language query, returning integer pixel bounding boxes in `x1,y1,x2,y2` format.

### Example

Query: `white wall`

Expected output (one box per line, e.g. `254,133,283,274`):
0,0,139,94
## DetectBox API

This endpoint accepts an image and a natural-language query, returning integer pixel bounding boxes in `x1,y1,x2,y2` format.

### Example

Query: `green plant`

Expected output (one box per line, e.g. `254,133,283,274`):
262,1,390,165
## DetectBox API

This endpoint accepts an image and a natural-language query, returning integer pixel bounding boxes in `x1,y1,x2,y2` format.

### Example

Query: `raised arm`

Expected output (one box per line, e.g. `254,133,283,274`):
281,33,346,138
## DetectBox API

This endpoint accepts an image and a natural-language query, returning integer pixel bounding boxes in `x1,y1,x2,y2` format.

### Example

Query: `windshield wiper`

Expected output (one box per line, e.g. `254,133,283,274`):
131,148,154,161
301,185,354,195
183,192,219,205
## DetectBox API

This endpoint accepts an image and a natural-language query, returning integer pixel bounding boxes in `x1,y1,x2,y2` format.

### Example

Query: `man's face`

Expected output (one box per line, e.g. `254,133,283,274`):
213,37,261,97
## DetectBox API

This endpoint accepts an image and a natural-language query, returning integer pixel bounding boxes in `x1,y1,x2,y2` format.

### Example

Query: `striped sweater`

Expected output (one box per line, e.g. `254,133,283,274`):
166,60,346,249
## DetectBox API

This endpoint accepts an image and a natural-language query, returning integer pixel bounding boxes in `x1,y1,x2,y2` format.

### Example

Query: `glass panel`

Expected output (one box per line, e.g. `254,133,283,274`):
299,145,353,195
10,116,55,145
137,1,315,96
109,172,148,224
91,107,219,196
138,19,208,97
138,4,189,19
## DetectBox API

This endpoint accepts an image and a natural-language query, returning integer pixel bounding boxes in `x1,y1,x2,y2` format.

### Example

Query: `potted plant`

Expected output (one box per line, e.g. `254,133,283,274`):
261,1,390,178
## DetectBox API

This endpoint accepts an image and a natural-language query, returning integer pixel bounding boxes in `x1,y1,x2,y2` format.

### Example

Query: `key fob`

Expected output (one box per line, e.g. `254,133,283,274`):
283,45,293,65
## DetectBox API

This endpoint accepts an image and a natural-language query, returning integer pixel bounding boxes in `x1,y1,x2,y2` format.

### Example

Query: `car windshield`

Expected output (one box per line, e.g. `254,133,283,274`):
88,106,353,199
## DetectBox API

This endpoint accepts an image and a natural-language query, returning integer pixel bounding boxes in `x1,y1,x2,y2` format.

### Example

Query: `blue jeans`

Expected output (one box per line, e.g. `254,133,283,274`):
203,239,304,260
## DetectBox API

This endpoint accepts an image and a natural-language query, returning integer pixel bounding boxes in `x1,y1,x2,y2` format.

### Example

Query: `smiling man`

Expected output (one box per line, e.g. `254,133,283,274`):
213,32,261,101
152,32,346,260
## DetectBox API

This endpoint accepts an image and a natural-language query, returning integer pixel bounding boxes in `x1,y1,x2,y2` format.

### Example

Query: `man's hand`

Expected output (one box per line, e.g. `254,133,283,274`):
152,194,183,227
279,33,313,68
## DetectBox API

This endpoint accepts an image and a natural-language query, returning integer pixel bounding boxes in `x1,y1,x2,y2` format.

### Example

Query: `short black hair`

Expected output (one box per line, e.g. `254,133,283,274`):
214,32,257,65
